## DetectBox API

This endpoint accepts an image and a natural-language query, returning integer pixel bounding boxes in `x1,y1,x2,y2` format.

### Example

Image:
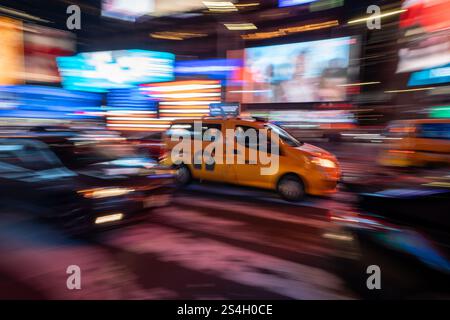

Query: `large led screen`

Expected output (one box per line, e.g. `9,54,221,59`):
397,0,450,74
0,17,24,85
102,0,155,21
57,50,175,92
24,25,75,83
230,37,356,103
102,0,230,20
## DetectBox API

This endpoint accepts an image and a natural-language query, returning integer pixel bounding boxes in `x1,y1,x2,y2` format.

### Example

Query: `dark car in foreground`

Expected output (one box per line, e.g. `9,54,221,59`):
326,185,450,298
0,138,175,235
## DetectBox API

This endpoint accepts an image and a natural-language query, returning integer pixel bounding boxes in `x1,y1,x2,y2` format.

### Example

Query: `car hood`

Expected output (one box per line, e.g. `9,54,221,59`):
292,143,335,158
76,156,174,186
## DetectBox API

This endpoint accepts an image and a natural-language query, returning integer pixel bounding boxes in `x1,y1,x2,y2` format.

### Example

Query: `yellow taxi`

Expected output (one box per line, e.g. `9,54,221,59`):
163,117,340,201
379,119,450,168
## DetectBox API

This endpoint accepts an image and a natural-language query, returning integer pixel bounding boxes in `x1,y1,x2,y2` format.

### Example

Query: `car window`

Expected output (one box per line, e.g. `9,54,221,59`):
385,122,416,137
235,125,259,150
0,139,63,172
265,124,302,147
168,123,222,141
418,123,450,140
235,125,275,153
59,143,142,169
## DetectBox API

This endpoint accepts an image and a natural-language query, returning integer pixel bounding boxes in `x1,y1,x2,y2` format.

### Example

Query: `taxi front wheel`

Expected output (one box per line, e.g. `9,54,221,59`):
277,175,305,202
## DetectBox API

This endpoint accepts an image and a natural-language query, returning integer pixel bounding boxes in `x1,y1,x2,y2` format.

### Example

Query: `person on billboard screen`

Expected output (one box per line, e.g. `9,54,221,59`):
279,50,316,102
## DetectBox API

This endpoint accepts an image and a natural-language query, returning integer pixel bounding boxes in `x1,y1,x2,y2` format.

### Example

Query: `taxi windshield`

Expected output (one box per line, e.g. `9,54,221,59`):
266,124,303,147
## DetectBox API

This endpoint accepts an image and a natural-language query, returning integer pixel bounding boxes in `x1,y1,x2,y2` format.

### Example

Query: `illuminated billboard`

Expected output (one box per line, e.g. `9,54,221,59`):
141,80,221,119
24,25,75,83
152,0,213,16
0,17,24,85
106,80,222,132
102,0,155,21
102,0,228,20
228,37,357,103
0,85,102,120
408,64,450,86
57,50,175,92
105,87,160,132
397,0,450,73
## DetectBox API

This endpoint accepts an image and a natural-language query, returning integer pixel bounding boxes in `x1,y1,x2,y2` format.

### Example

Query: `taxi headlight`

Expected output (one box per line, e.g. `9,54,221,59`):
311,157,337,169
78,187,135,199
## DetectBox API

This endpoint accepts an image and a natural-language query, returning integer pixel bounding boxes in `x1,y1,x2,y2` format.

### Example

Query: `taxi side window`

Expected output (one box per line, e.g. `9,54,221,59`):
386,123,415,138
168,123,222,141
167,123,194,139
235,125,258,150
418,123,450,140
235,125,272,153
202,123,222,141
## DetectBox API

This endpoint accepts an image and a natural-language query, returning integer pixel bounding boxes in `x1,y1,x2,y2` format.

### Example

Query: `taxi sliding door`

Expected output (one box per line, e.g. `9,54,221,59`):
229,124,274,189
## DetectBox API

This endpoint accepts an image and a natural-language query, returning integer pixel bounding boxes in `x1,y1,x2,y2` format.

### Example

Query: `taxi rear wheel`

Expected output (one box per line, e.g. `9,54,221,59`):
277,175,305,202
175,165,192,186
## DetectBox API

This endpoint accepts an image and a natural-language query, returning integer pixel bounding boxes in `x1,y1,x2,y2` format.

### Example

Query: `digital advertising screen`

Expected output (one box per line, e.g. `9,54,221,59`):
102,0,226,20
141,80,221,120
151,0,213,17
408,63,450,86
397,0,450,74
24,24,75,83
0,17,24,85
102,0,155,21
57,49,175,92
228,37,357,104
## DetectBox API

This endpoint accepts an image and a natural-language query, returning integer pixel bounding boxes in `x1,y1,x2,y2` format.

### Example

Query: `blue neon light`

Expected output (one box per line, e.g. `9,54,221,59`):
279,0,317,7
0,85,102,119
408,64,450,87
106,87,158,111
175,59,242,80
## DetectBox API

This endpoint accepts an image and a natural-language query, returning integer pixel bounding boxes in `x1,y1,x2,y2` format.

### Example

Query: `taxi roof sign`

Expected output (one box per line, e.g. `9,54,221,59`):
209,102,241,117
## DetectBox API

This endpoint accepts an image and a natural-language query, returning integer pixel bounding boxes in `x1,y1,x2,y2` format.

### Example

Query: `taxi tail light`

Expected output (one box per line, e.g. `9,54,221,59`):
388,149,415,154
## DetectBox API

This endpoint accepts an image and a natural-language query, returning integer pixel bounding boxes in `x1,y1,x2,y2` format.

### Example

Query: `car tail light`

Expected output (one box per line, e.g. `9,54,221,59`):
388,149,415,154
328,210,399,232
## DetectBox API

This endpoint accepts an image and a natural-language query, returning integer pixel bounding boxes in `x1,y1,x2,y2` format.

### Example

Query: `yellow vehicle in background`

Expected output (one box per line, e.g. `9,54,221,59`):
379,119,450,168
163,117,341,201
